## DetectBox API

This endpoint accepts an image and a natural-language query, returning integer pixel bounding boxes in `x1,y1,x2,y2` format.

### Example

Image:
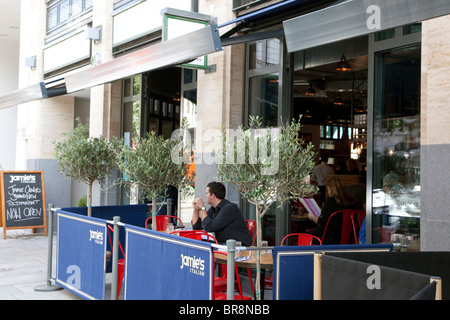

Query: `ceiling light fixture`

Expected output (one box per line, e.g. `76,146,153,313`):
333,94,344,105
336,54,351,72
304,108,312,118
304,83,316,96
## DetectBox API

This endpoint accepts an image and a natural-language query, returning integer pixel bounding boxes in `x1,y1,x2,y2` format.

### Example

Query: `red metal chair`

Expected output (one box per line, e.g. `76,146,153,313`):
244,219,277,296
246,219,257,245
145,215,183,231
244,220,257,296
170,229,218,243
373,227,392,243
281,233,322,246
321,209,358,245
212,251,252,300
353,209,366,228
352,209,366,242
107,225,125,300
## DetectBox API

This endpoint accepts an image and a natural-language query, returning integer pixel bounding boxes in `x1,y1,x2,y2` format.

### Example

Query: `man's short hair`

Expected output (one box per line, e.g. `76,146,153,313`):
207,182,226,200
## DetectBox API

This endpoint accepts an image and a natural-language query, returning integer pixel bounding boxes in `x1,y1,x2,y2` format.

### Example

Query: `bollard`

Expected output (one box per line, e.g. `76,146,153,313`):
110,216,121,300
226,239,236,300
34,204,63,292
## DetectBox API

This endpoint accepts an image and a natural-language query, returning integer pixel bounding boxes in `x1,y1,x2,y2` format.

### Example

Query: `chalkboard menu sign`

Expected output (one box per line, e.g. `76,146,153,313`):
1,171,47,239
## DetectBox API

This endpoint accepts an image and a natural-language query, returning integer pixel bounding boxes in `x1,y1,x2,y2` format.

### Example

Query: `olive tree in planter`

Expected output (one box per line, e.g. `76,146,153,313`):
217,116,317,300
116,122,193,230
54,119,121,217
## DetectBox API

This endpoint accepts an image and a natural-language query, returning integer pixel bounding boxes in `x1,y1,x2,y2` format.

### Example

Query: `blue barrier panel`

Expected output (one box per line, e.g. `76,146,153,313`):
272,244,393,300
123,225,213,300
55,210,107,300
61,204,147,227
62,204,148,272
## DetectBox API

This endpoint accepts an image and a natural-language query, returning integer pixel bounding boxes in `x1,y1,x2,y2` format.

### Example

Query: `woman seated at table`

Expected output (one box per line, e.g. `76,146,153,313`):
307,177,359,244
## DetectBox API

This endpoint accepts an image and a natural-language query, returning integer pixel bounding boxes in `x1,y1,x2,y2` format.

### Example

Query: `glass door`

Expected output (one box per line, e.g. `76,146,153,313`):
244,37,284,245
120,74,142,205
371,44,421,250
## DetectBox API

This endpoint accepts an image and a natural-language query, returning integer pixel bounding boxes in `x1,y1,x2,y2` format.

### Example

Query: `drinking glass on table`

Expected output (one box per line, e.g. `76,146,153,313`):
166,222,174,233
235,241,242,259
261,240,268,256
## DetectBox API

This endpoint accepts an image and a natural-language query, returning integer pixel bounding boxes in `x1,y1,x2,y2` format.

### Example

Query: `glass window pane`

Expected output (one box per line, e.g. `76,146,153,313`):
266,38,280,66
332,126,339,139
59,0,70,23
123,78,131,97
162,120,172,139
47,6,58,29
72,0,83,16
326,126,331,139
403,23,421,35
249,39,280,70
84,0,93,9
249,42,263,69
148,117,158,134
372,45,421,247
184,68,193,85
133,75,141,96
249,73,279,127
374,28,395,42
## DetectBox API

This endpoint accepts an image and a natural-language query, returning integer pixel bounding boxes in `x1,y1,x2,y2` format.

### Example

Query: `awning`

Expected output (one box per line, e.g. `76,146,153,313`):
0,81,67,110
219,0,320,28
0,25,222,109
65,25,221,93
219,0,340,45
284,0,450,53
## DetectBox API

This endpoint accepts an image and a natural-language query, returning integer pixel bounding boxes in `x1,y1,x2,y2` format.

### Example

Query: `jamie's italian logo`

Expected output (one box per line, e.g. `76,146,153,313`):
10,175,36,184
180,254,205,276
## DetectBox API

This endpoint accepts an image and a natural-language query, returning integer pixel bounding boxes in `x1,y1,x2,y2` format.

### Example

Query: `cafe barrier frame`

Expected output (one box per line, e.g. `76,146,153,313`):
123,224,214,300
272,244,394,300
313,253,442,300
44,205,443,300
320,251,450,299
55,209,108,300
34,204,63,292
212,240,277,300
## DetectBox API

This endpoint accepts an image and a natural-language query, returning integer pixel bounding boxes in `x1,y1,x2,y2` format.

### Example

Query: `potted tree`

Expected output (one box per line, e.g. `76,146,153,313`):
217,116,317,299
116,120,193,230
54,118,121,217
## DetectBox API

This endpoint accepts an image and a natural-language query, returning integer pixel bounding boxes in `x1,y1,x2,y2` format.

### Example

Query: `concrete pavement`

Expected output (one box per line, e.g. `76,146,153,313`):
0,228,82,300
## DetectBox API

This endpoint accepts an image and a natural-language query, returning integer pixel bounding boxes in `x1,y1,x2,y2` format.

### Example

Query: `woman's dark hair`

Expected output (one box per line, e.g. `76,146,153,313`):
327,177,356,208
207,182,226,200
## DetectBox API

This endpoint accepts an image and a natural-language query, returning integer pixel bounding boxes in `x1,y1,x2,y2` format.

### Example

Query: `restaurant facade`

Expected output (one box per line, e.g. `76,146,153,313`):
2,0,450,251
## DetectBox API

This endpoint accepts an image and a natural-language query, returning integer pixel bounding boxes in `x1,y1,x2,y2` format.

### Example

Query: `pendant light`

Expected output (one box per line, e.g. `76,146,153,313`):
304,108,312,118
333,94,344,105
305,83,316,96
336,54,351,72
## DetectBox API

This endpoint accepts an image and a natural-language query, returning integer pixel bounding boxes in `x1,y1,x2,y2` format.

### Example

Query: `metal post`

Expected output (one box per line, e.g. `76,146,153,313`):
226,239,236,300
34,204,63,292
111,216,121,300
167,198,173,215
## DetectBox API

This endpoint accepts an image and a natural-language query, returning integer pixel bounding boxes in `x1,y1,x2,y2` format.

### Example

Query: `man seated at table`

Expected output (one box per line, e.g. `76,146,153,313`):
192,181,253,246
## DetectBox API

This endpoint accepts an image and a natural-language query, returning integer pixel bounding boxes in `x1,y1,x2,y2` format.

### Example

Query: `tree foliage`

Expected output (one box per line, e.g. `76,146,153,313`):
218,116,317,215
53,118,121,216
217,115,317,299
116,121,193,229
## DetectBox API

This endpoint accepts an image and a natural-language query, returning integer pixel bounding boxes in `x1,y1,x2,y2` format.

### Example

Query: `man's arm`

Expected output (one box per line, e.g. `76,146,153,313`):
191,197,207,229
201,203,234,232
